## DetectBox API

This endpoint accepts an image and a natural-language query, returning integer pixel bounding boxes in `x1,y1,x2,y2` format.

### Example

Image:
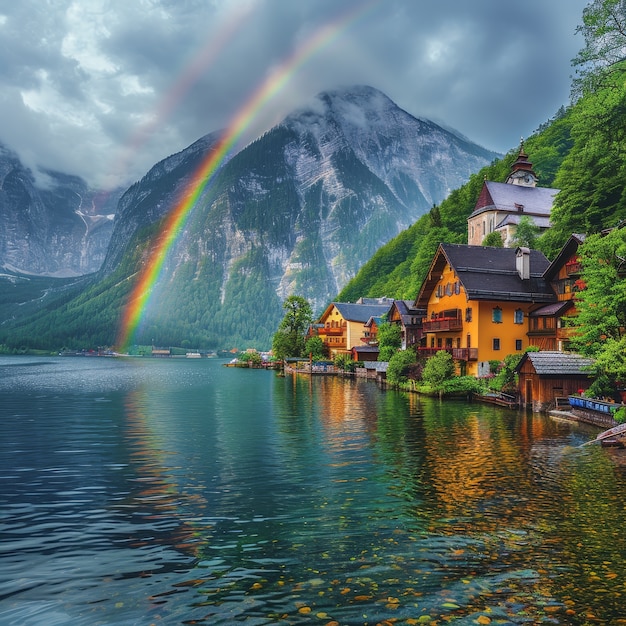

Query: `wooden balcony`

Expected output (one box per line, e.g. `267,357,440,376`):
452,348,478,361
422,317,463,332
565,260,582,276
319,328,344,336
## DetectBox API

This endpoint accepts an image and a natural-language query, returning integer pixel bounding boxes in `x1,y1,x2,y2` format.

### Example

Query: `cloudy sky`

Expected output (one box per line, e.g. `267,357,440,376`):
0,0,589,189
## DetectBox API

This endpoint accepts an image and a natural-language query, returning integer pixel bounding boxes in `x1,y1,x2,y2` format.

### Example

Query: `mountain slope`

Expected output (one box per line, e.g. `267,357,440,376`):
0,142,121,277
0,86,499,351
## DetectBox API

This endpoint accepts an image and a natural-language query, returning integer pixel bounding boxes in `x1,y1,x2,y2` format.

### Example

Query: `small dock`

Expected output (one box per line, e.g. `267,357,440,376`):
474,392,518,408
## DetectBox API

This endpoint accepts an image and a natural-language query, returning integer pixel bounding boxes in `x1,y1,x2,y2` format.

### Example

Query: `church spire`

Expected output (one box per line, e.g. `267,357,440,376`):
506,140,538,187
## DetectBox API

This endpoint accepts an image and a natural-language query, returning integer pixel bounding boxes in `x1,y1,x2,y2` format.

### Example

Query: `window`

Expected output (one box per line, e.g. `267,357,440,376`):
493,338,501,350
515,339,523,351
514,309,524,324
465,307,472,322
492,307,502,323
454,281,460,295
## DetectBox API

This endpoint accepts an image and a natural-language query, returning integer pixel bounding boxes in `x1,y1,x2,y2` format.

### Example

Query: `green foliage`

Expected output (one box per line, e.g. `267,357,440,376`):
571,0,626,97
238,351,263,366
304,335,326,360
272,295,313,360
571,228,626,356
481,231,504,247
421,350,455,389
442,376,487,395
512,215,540,248
386,347,417,384
488,353,524,393
333,353,356,372
377,320,402,361
614,405,626,424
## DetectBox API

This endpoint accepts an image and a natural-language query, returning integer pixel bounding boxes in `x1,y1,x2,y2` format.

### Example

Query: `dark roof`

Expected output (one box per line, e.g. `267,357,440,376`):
364,316,384,327
352,345,380,354
496,213,551,229
543,233,586,281
470,181,557,218
363,361,389,372
530,301,573,317
333,302,392,323
390,300,426,325
415,244,555,307
515,351,594,376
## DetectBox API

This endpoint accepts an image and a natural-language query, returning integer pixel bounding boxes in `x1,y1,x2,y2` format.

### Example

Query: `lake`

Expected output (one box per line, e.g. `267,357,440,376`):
1,355,625,625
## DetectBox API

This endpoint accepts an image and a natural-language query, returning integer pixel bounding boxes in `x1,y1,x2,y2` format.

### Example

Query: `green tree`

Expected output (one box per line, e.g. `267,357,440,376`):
421,350,455,389
238,351,263,366
377,320,402,361
481,231,504,247
571,227,626,354
571,227,626,388
386,347,416,384
512,215,540,248
304,335,326,360
271,295,313,360
572,0,626,97
489,352,524,393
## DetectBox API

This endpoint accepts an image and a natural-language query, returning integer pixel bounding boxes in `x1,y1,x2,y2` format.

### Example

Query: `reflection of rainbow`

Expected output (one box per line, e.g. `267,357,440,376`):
116,1,378,351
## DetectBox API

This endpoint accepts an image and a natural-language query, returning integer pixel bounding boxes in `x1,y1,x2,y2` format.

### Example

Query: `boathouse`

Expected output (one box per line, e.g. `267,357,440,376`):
515,351,593,412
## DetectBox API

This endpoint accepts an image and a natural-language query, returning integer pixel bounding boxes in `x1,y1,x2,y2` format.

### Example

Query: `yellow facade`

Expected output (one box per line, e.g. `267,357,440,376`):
424,262,531,376
315,304,368,358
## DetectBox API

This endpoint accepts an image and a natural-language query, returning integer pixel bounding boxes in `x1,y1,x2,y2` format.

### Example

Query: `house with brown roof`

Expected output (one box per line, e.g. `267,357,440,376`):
414,243,555,376
467,144,559,246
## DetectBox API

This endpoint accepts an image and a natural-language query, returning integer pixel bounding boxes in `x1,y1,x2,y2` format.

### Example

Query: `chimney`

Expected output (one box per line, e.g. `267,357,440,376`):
516,247,530,280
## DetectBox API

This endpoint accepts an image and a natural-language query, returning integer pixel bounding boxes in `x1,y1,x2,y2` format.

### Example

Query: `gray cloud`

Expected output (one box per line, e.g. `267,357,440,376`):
0,0,588,188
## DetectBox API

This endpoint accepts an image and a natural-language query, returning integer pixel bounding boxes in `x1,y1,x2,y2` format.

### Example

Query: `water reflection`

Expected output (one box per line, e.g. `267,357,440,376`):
2,358,626,625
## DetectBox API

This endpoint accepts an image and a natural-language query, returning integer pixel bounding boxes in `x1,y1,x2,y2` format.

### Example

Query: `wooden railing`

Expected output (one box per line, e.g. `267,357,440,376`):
418,347,477,361
422,317,463,332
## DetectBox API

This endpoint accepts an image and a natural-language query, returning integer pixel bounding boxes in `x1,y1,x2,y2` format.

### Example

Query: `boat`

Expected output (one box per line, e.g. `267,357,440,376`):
582,422,626,446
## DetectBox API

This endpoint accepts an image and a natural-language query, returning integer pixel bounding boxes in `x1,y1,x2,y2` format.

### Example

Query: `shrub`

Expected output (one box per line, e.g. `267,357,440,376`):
387,348,417,384
422,350,455,388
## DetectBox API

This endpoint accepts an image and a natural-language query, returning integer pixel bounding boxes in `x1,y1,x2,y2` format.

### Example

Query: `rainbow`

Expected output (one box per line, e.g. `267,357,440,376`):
116,0,379,351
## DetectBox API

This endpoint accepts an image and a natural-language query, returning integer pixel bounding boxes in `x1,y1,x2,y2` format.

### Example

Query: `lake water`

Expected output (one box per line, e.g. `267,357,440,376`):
1,356,625,625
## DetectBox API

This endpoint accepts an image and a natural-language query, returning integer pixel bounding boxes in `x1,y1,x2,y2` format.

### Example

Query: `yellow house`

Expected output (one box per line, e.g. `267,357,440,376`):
414,244,556,376
313,298,393,358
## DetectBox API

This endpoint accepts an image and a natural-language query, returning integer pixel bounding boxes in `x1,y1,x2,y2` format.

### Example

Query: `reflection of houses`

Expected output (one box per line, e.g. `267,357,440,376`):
313,298,393,358
515,351,593,412
415,244,555,376
387,300,426,350
530,234,585,351
467,145,558,247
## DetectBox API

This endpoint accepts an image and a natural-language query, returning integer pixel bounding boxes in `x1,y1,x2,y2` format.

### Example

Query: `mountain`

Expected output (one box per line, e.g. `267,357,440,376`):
0,85,499,351
0,142,122,277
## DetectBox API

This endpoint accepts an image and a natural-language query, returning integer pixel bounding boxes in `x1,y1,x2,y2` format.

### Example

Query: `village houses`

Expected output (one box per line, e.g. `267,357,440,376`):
307,144,602,409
